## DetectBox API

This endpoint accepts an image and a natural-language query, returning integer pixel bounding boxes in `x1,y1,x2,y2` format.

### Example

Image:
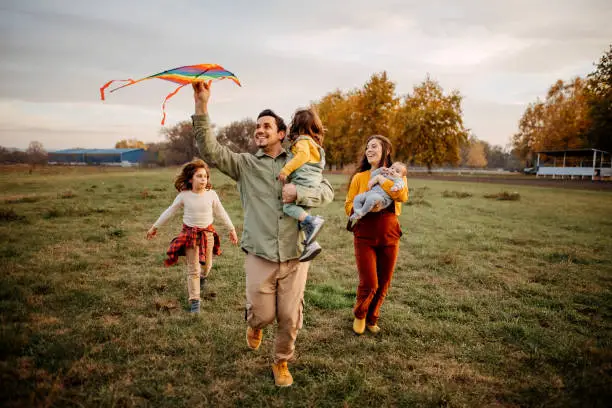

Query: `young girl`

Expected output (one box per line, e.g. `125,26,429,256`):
278,107,326,262
147,159,238,313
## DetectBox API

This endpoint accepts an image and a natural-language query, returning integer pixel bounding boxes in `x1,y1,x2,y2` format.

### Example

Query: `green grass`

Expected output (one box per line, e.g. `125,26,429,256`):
1,166,611,407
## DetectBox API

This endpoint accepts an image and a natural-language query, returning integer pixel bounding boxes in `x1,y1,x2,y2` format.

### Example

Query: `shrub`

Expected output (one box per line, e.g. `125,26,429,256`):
58,190,76,199
484,191,520,201
442,190,472,198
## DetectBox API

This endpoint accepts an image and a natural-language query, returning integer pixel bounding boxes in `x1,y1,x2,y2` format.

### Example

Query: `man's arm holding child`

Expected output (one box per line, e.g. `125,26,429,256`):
282,179,334,208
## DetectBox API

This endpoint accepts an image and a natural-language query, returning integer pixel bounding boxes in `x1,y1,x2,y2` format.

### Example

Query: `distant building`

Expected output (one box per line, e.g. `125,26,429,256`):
48,148,145,166
535,149,611,180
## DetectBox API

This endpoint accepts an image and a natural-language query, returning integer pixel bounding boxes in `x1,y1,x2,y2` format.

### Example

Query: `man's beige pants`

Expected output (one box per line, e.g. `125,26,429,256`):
244,253,309,362
185,231,215,301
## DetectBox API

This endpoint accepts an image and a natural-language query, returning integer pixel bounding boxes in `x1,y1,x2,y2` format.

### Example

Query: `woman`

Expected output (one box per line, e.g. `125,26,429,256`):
345,135,409,334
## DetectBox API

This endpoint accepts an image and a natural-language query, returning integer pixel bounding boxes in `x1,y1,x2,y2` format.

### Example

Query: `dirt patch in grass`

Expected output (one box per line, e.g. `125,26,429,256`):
414,354,502,387
101,315,121,326
484,191,521,201
58,190,76,199
140,189,156,199
2,194,45,204
442,190,473,198
407,187,432,206
29,314,60,327
155,298,180,313
0,209,26,222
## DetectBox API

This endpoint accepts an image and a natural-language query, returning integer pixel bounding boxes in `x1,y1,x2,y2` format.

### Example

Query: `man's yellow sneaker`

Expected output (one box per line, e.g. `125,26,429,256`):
271,361,293,387
366,324,381,334
246,326,262,350
353,317,366,334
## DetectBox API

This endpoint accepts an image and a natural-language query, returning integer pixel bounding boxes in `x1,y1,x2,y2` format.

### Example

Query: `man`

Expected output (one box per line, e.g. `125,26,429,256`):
191,82,334,387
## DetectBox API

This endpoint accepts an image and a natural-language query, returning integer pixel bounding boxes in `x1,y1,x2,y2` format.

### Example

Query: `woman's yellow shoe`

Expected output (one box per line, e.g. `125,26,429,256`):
366,324,381,334
353,318,366,334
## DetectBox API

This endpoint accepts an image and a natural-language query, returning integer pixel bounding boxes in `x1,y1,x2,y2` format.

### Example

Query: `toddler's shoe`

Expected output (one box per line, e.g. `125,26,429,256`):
200,276,207,292
299,241,322,262
300,215,325,245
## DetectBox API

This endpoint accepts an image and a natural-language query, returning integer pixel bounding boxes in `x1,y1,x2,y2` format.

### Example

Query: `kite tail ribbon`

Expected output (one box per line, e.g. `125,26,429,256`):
161,83,188,125
100,79,136,101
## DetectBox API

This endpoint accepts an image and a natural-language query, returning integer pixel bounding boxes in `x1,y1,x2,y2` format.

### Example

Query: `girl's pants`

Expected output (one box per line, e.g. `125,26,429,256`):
352,211,401,325
185,231,215,301
244,253,309,362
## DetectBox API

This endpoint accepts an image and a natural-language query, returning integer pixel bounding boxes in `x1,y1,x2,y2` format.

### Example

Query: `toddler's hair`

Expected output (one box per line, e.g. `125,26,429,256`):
174,159,212,192
392,162,408,177
288,107,324,146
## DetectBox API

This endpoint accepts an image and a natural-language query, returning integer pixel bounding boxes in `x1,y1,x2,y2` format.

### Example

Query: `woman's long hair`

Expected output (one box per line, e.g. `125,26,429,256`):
288,107,324,146
174,158,212,192
352,135,393,178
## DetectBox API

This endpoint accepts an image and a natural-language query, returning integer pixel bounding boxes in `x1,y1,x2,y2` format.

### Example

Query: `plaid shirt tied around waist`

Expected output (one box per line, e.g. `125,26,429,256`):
164,224,221,267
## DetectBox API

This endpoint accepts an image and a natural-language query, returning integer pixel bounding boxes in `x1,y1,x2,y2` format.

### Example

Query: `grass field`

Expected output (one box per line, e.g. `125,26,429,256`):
1,166,611,407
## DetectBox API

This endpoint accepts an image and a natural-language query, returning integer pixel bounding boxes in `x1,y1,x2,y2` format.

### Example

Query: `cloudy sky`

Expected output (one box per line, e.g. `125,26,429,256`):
1,0,611,150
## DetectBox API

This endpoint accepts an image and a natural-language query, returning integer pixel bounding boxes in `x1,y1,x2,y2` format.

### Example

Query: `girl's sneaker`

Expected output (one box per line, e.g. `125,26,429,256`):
189,299,201,313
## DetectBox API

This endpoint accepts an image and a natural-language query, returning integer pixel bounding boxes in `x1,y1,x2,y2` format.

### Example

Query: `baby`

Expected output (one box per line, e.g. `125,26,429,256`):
349,162,407,222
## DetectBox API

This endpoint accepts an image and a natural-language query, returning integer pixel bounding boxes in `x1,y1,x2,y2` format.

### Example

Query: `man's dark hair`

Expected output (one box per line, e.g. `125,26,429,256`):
257,109,287,133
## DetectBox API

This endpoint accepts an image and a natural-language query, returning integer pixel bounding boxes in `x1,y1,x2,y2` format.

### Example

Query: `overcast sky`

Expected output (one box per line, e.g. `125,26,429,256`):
1,0,611,150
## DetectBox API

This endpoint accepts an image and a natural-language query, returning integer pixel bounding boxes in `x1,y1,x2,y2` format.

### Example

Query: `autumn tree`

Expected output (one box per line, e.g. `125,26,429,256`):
466,140,487,168
161,120,199,165
544,78,591,149
0,146,28,163
314,73,469,171
314,72,398,169
392,77,468,171
216,118,257,153
315,90,360,168
353,72,398,142
115,139,147,149
585,44,612,152
511,101,544,165
460,136,487,168
512,78,590,164
26,141,47,165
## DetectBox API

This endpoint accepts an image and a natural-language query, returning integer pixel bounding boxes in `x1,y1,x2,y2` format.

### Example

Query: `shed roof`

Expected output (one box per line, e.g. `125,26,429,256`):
535,148,609,157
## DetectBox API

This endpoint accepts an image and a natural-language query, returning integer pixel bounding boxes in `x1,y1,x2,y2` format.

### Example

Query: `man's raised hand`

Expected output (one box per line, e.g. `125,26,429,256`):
193,81,211,114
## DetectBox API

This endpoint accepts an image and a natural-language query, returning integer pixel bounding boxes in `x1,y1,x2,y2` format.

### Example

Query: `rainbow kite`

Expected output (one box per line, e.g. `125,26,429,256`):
100,64,241,125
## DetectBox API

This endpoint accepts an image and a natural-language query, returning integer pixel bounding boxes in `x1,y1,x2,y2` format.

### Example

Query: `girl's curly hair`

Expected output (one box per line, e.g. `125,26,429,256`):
174,159,212,192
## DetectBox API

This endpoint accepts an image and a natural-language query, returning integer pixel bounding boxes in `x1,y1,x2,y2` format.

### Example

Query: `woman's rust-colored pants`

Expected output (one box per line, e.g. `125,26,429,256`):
352,211,401,326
